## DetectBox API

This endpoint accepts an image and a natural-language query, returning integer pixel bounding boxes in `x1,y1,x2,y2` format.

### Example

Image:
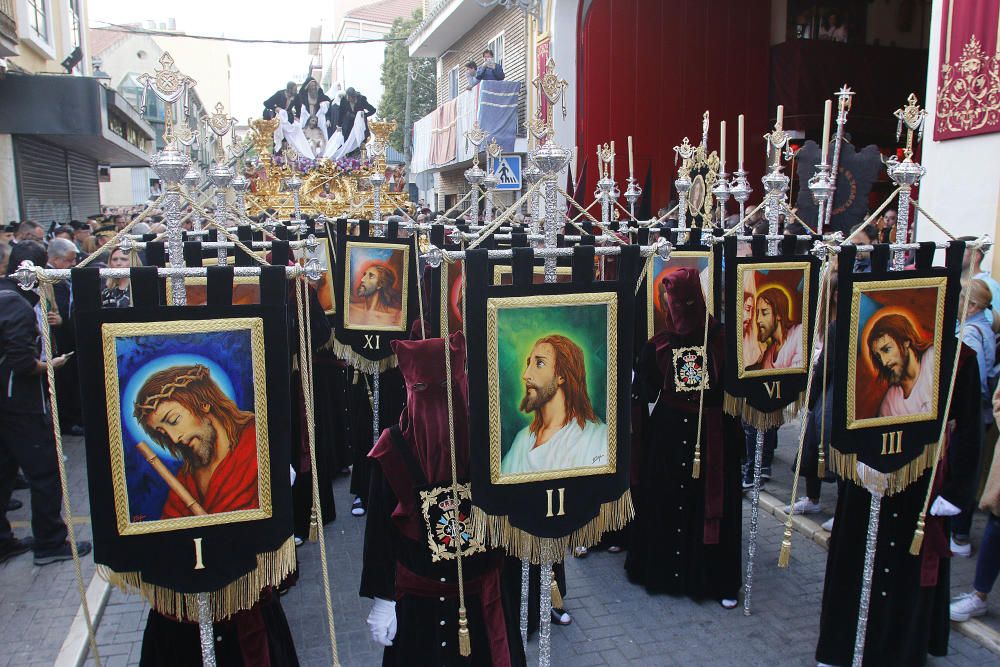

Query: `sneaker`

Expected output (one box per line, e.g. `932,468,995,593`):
550,607,572,625
741,476,755,490
351,497,366,517
760,466,772,481
821,517,834,532
950,537,972,558
573,546,589,558
6,498,23,512
0,537,33,564
293,536,304,547
784,497,822,515
950,592,988,622
33,540,92,566
607,545,623,554
720,598,738,609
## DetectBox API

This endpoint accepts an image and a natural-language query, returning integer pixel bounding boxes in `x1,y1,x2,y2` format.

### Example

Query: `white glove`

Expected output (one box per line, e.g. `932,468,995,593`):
366,598,397,647
929,496,961,517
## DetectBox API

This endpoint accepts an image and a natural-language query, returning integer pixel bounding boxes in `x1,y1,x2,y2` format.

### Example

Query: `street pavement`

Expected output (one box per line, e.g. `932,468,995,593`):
1,430,999,666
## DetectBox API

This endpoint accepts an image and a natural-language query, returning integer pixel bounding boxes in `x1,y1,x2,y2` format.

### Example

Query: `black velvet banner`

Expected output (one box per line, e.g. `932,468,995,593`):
464,245,639,551
331,219,419,364
72,265,293,598
722,235,821,420
831,242,964,478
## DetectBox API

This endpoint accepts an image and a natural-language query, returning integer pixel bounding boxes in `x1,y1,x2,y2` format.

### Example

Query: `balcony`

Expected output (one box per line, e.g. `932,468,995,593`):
407,0,492,58
0,0,18,57
410,80,525,175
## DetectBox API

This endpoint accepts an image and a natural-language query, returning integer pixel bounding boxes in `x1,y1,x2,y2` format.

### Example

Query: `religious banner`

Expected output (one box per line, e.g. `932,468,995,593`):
331,219,418,371
643,227,722,342
934,0,1000,141
72,265,294,621
722,235,820,430
830,243,964,493
462,244,641,562
794,139,884,234
426,223,467,339
294,233,335,315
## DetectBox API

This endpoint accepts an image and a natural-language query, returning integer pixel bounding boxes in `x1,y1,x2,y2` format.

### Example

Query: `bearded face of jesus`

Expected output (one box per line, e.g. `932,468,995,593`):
145,400,218,469
358,267,382,297
870,333,910,384
756,296,777,343
520,342,561,413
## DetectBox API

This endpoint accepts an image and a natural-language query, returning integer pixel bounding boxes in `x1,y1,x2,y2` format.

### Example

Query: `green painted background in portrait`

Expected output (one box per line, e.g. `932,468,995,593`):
495,303,610,457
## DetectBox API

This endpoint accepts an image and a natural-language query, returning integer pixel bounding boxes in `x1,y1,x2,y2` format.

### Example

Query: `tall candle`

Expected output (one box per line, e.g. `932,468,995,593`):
719,121,726,172
610,140,615,181
628,135,634,179
738,114,745,167
776,104,784,129
821,99,832,165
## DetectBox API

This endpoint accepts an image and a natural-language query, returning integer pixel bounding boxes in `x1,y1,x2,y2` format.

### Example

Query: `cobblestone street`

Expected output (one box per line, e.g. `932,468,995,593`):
2,432,999,666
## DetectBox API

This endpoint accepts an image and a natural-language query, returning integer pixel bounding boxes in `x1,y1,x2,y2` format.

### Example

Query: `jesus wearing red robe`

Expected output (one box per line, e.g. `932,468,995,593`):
133,364,259,518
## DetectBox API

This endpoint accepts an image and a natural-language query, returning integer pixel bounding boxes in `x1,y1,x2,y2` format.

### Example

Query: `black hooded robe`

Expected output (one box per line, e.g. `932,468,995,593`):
815,347,982,666
624,324,744,601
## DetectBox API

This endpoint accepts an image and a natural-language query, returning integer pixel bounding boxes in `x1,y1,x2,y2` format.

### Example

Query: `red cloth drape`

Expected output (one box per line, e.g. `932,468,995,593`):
430,98,458,166
934,0,1000,140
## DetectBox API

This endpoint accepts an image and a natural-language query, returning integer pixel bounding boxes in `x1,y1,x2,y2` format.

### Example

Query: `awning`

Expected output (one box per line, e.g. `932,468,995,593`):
0,73,154,167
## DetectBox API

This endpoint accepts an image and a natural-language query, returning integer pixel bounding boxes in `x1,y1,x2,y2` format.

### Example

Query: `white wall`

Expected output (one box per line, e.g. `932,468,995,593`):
919,0,1000,274
548,0,578,152
0,135,18,222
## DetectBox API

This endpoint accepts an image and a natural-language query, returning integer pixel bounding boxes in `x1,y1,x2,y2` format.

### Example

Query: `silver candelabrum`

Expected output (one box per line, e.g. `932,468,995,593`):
464,163,486,227
624,177,642,220
209,162,234,264
482,171,498,225
729,168,752,227
712,169,731,229
886,93,928,271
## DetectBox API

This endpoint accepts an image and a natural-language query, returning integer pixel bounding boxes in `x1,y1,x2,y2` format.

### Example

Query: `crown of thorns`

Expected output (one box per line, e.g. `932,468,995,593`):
134,365,209,416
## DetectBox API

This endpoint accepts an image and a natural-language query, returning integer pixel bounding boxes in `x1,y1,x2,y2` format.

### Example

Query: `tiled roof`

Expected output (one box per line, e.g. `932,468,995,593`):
88,27,133,56
346,0,422,25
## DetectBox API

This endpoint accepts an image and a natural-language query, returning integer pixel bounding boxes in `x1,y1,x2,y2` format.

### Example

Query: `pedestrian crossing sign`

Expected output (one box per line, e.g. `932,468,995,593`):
493,155,522,191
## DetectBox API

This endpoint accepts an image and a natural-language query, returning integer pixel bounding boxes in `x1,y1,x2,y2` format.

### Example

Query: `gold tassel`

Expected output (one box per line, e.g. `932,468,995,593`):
777,523,793,568
329,337,399,373
550,578,564,608
817,450,826,478
457,606,471,656
309,504,319,542
909,515,926,556
691,449,701,479
828,442,936,498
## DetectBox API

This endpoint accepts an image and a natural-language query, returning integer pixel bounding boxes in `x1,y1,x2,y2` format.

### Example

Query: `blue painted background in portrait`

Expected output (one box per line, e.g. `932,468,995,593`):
114,329,254,523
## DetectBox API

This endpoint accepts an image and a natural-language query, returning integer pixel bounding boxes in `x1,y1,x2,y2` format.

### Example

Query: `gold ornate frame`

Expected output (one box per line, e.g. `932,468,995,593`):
736,261,812,379
487,292,618,485
846,276,947,430
492,265,573,285
646,250,715,336
102,318,272,536
343,240,411,332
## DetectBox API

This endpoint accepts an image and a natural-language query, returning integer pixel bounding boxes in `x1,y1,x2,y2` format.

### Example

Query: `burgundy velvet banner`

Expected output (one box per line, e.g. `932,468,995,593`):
576,0,770,215
934,0,1000,141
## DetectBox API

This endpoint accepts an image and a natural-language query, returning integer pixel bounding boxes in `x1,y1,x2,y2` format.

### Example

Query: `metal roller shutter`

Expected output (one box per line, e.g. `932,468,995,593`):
14,136,71,224
67,151,100,220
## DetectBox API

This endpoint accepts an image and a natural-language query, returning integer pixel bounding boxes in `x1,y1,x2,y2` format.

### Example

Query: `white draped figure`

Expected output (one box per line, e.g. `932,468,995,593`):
325,110,368,161
275,108,313,160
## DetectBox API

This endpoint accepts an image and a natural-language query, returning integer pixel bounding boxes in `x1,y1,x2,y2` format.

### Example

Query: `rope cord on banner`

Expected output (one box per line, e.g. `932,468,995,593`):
721,200,767,237
843,187,903,243
612,198,640,224
691,276,714,480
36,278,102,666
779,259,832,567
202,222,271,265
293,277,341,665
466,181,543,250
817,260,833,478
440,293,472,656
909,200,956,241
76,192,168,268
778,260,832,567
413,232,427,340
910,250,978,554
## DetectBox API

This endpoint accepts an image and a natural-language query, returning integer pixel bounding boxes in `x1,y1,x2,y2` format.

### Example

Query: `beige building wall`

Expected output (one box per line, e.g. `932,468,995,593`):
154,34,231,114
9,0,89,74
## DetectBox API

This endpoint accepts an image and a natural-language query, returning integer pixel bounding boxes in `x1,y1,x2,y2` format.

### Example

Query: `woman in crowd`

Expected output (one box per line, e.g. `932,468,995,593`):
101,245,137,308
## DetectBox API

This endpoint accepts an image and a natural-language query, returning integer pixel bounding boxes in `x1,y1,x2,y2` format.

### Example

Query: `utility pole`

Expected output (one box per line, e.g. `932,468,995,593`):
403,61,414,166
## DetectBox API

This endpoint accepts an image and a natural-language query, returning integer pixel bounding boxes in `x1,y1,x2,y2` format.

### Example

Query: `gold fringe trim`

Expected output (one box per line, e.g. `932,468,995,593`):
723,392,806,431
469,490,634,564
326,336,399,373
97,536,297,623
828,441,936,497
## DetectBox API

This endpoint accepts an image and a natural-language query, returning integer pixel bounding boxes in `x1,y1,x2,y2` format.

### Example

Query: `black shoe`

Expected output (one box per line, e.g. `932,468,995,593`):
34,540,92,566
0,537,33,564
741,477,754,490
13,474,28,490
6,498,22,512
